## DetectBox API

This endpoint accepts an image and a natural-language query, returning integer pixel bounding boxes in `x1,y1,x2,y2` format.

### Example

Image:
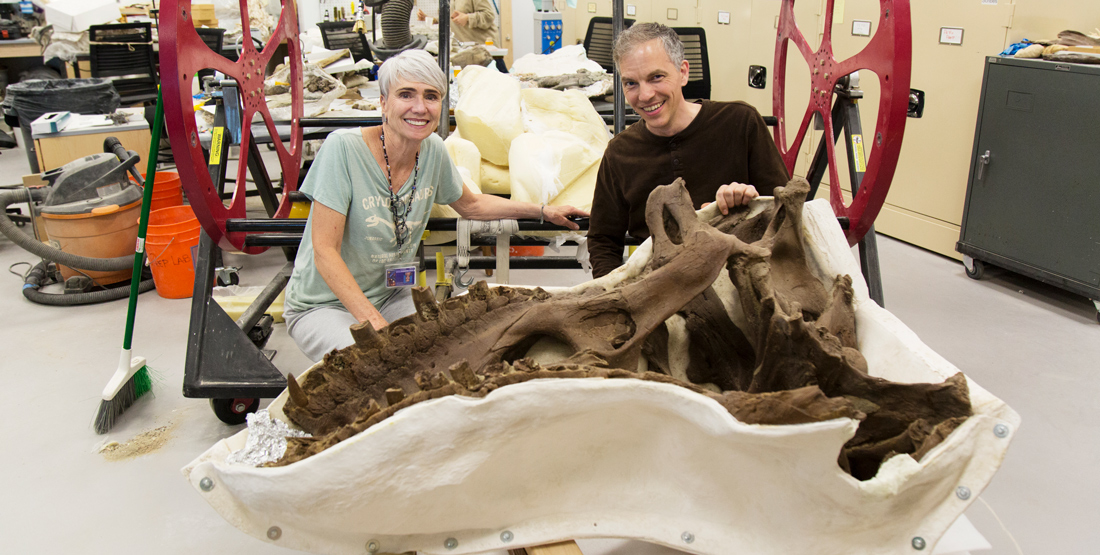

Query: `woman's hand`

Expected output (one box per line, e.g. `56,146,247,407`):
451,11,469,27
541,204,589,230
417,8,427,21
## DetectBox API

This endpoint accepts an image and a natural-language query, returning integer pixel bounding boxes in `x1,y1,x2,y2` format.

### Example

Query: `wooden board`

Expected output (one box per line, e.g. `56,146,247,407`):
509,540,584,555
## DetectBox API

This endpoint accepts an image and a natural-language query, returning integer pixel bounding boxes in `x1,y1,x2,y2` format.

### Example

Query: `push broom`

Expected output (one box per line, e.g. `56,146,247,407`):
94,87,166,434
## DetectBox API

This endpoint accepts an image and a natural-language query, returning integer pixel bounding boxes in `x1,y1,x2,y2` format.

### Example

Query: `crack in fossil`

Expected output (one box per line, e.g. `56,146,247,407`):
275,178,971,480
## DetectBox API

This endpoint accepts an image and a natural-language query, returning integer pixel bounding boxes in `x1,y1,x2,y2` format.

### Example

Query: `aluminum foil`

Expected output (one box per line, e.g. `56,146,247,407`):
226,410,311,467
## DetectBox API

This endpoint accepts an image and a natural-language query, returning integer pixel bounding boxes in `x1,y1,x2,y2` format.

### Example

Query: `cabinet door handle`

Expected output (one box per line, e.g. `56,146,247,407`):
977,150,991,180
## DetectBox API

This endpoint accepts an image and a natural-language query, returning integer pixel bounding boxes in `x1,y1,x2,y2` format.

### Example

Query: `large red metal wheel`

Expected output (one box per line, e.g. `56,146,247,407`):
159,0,303,253
773,0,912,245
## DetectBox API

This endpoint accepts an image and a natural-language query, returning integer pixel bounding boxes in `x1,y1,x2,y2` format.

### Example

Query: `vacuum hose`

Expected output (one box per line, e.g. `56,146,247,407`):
381,0,415,49
22,260,155,306
0,187,133,271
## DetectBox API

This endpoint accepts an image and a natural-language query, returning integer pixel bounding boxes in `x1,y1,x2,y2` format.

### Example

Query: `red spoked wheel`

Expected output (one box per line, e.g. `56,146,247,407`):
159,0,303,254
773,0,912,245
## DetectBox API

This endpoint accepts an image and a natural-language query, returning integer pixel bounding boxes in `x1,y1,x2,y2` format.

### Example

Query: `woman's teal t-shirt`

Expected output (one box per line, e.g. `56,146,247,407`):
286,129,464,312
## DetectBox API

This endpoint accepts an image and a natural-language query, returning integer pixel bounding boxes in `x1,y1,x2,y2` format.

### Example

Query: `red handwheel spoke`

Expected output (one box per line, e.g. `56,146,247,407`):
820,112,847,219
772,0,911,245
160,0,303,253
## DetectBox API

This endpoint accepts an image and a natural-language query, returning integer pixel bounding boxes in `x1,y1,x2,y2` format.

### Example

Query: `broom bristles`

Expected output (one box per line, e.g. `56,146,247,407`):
94,366,151,435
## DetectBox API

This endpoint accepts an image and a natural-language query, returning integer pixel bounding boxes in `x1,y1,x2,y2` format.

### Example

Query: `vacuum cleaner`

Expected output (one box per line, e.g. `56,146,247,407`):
0,139,156,305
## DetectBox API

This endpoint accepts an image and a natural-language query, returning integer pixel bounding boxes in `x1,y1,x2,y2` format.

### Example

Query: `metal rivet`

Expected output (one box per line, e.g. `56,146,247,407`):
911,537,926,550
444,537,458,550
366,540,379,553
994,424,1010,438
876,132,883,146
267,527,282,540
681,531,695,544
956,486,972,500
198,477,214,492
500,531,514,543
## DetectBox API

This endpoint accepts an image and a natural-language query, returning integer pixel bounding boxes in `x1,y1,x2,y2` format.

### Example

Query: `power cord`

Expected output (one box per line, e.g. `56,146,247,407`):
978,497,1024,555
8,261,32,280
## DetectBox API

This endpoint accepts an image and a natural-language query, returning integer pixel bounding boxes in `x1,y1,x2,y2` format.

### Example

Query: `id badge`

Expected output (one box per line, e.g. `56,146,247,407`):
385,262,418,288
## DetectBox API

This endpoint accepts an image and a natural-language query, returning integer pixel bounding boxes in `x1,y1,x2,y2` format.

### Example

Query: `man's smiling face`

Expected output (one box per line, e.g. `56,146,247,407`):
618,38,692,137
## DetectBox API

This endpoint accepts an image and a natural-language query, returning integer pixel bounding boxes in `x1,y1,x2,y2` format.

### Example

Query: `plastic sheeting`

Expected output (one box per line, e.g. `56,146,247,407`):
2,78,120,127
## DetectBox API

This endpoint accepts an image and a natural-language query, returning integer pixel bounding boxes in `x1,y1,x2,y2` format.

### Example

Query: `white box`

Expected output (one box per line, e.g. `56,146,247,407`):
35,0,122,33
31,111,71,135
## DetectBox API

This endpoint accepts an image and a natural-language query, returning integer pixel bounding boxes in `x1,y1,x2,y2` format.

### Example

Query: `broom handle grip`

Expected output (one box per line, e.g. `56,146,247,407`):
122,89,165,351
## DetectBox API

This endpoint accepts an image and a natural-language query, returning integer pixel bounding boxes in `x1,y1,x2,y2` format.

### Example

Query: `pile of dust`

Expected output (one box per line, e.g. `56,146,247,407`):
100,422,176,461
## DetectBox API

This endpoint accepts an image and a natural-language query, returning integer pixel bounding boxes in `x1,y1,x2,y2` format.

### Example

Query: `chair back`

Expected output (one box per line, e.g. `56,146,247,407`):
673,27,711,100
89,22,158,106
583,16,634,72
318,21,373,63
195,28,228,82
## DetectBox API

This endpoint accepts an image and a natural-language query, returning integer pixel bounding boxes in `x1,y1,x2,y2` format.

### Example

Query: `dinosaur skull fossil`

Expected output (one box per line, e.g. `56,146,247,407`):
183,178,1018,555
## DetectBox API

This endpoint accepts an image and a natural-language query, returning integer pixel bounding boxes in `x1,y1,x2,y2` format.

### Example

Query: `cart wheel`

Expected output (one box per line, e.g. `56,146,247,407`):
210,398,260,425
159,0,303,254
964,259,985,280
772,0,913,245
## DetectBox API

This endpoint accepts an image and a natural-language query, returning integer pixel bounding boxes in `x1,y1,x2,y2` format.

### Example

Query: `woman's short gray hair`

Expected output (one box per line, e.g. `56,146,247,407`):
378,49,448,98
612,22,685,68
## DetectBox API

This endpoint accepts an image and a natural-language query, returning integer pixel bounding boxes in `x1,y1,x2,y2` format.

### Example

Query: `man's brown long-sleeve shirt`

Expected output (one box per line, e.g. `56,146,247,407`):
588,100,790,278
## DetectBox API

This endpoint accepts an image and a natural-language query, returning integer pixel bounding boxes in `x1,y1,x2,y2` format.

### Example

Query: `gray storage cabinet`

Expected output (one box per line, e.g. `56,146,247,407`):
957,56,1100,319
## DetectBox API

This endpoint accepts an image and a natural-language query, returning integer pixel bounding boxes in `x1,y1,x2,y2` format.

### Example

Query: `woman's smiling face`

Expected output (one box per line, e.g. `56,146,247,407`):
380,79,443,142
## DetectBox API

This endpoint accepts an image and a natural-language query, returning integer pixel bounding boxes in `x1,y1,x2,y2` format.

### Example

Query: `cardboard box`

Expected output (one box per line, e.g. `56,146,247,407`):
35,0,122,33
31,112,71,135
22,173,48,188
191,4,215,19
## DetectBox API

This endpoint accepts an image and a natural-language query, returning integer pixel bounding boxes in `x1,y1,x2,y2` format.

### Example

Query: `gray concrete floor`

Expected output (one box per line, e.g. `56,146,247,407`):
0,137,1096,555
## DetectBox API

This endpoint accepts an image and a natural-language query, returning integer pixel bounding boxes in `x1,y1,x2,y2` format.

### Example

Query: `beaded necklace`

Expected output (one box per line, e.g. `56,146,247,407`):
380,129,419,248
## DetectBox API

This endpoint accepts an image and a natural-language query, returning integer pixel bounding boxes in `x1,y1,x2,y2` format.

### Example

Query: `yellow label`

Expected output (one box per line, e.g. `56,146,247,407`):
209,127,224,166
851,134,867,173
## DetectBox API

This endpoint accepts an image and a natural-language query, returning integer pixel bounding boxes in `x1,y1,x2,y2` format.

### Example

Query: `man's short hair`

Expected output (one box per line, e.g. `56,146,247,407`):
612,22,685,68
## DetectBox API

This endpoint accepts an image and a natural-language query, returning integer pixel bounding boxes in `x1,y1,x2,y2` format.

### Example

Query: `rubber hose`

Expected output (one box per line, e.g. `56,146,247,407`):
381,0,415,49
0,188,134,272
22,260,156,306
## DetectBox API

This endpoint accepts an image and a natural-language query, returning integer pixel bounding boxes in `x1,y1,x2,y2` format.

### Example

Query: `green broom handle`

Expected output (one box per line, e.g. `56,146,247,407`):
123,87,166,351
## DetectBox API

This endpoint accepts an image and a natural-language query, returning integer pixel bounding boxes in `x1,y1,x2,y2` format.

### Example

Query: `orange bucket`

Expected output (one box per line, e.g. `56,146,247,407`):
145,172,184,212
145,206,200,299
146,205,199,236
